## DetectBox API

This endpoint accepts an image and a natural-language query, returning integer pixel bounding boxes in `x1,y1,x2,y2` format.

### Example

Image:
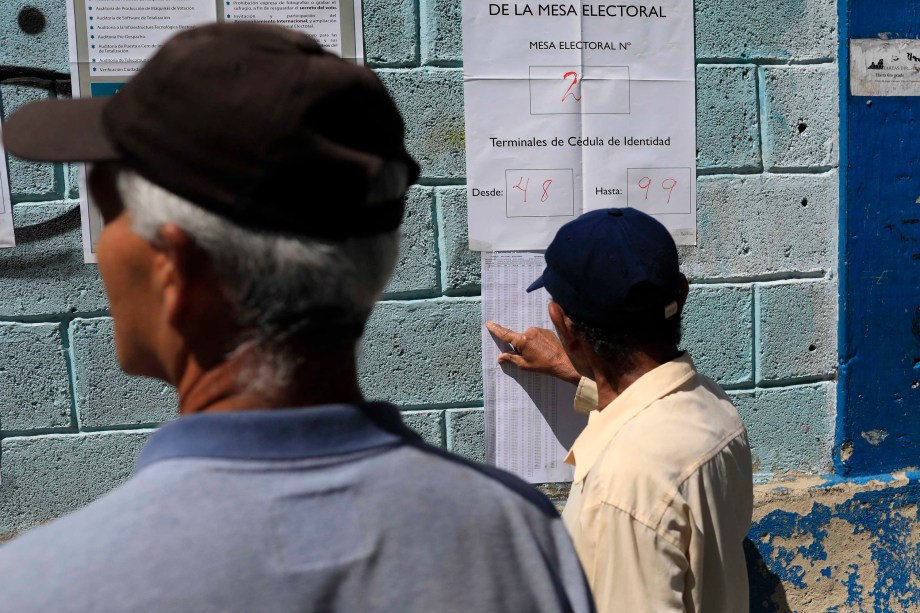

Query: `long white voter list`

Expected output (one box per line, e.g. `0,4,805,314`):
482,252,587,483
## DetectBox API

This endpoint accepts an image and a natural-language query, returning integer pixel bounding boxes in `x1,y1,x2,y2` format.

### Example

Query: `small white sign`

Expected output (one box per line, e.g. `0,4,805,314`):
851,39,920,97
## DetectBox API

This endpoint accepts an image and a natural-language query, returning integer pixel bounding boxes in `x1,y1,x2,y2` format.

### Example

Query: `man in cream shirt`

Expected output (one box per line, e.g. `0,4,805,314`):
487,208,753,613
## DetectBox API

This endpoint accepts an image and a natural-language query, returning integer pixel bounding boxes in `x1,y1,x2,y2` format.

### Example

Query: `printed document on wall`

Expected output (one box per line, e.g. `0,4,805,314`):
462,1,697,250
0,129,14,248
482,252,587,483
64,0,365,262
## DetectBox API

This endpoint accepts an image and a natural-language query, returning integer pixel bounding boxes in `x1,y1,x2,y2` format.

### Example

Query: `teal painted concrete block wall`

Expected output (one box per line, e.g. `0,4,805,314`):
0,0,839,543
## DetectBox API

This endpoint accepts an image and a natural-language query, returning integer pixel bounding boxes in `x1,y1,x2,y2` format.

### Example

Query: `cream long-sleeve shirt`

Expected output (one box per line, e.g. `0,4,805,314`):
561,354,753,613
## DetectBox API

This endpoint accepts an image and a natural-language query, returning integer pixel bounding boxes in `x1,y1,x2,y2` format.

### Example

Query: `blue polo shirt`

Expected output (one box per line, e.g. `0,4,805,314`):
0,403,594,612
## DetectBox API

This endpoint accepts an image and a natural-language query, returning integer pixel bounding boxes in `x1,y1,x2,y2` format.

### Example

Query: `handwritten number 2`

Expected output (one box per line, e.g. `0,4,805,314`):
562,71,581,102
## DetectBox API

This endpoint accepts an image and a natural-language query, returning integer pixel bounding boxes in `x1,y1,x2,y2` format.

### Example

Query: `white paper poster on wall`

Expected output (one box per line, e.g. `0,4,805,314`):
0,131,14,248
64,0,365,262
482,252,587,483
462,1,697,251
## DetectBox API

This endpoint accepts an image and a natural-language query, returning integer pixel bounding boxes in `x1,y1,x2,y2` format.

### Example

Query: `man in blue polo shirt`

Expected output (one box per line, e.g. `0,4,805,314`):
0,23,594,612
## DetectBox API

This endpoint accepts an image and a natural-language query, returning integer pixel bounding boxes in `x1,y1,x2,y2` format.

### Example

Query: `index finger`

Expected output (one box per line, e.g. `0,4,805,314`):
485,321,523,344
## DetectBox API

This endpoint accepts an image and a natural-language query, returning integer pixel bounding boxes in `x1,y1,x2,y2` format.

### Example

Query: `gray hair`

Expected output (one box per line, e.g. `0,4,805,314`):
116,170,399,381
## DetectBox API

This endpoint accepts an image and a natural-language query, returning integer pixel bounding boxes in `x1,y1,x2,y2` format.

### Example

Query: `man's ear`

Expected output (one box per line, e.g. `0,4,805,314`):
548,301,580,353
152,222,199,329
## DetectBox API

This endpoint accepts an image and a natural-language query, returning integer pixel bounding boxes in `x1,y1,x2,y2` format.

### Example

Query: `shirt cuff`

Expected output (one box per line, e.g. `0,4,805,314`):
574,377,598,414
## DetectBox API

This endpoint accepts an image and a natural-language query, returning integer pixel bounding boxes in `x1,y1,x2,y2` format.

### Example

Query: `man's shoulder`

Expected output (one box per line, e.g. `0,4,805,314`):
0,446,586,613
587,371,750,517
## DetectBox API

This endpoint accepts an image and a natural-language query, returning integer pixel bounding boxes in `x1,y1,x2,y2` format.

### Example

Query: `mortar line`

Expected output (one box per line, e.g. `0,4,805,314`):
0,426,78,439
413,0,423,68
697,58,835,66
397,400,482,412
81,422,164,433
0,310,110,324
755,64,770,172
415,177,466,187
59,317,82,432
377,295,480,306
688,270,827,285
432,188,449,296
722,375,836,393
440,409,450,450
0,427,156,440
766,165,839,174
696,167,763,177
372,66,462,75
752,283,762,385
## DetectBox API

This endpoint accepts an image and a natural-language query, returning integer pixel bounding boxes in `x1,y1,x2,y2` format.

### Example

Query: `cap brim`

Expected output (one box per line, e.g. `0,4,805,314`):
526,274,545,293
2,98,120,163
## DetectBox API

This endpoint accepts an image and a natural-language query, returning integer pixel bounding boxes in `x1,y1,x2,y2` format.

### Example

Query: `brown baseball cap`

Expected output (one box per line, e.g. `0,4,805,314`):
2,22,419,240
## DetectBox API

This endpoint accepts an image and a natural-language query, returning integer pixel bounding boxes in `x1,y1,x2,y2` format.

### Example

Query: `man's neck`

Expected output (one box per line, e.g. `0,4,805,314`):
174,347,364,415
591,347,682,411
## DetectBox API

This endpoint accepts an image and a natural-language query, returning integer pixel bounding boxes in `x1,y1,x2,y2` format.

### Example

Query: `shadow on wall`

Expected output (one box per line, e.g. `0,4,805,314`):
746,537,792,613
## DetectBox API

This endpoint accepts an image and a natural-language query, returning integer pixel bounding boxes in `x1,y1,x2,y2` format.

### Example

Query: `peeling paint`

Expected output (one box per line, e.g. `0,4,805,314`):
841,441,854,462
861,430,889,445
750,475,920,612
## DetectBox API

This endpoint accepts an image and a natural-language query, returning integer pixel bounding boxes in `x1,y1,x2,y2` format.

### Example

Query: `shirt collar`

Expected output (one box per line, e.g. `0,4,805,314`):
564,353,698,484
135,402,418,472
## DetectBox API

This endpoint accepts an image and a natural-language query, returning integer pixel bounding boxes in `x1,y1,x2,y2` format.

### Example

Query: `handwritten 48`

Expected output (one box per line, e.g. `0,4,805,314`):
513,176,554,203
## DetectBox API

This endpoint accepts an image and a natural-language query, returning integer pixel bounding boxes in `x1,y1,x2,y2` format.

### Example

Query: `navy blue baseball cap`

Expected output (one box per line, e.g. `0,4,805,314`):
527,208,682,328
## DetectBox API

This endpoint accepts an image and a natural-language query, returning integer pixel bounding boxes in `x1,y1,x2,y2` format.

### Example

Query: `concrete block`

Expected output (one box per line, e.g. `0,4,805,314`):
760,65,839,170
70,318,177,428
376,68,465,179
0,431,150,538
446,408,485,463
680,172,837,280
758,280,837,383
362,0,418,66
383,186,439,297
401,410,445,447
1,84,60,201
437,187,480,294
0,204,108,316
695,0,836,62
681,285,753,386
696,65,760,171
420,0,462,65
0,323,70,431
730,382,835,476
359,299,482,406
0,0,70,72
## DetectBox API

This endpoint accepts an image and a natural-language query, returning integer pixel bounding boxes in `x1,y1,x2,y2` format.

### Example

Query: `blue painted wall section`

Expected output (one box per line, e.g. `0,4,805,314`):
749,474,920,612
840,1,920,477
